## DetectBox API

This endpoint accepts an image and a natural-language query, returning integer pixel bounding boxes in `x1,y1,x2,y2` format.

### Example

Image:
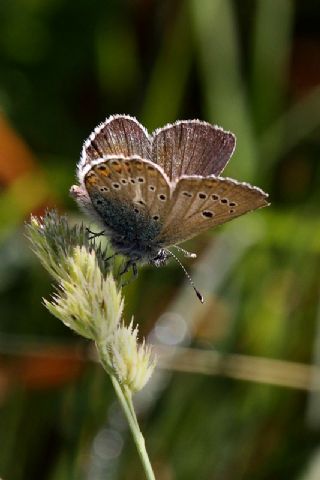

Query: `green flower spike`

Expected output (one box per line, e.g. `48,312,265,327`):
26,210,156,480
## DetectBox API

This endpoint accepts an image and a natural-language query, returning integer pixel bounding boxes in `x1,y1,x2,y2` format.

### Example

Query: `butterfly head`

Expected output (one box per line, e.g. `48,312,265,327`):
149,248,169,268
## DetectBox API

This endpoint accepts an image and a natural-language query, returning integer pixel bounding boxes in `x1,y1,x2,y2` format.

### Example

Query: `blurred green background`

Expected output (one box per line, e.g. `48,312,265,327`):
1,0,320,479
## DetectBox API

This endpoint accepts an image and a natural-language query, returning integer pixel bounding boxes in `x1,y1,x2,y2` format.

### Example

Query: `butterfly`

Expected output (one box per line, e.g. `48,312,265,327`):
70,114,269,301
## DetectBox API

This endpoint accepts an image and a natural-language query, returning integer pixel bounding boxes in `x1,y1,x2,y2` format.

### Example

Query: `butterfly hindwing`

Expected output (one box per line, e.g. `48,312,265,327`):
156,176,269,246
152,120,236,181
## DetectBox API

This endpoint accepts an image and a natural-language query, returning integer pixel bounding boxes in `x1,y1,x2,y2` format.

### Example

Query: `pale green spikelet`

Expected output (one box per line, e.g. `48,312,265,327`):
44,246,123,340
26,210,108,281
108,321,156,393
26,210,156,394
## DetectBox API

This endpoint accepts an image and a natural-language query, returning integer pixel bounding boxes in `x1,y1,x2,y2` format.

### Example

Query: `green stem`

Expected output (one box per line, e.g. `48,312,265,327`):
123,385,140,429
110,375,156,480
95,341,155,479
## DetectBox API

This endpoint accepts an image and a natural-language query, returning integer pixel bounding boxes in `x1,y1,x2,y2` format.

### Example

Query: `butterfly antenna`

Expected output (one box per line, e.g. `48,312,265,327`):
166,249,204,303
172,245,197,258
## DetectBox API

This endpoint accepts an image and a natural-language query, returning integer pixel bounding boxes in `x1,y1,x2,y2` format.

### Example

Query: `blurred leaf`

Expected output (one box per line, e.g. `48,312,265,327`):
141,2,192,130
251,0,294,132
190,0,256,181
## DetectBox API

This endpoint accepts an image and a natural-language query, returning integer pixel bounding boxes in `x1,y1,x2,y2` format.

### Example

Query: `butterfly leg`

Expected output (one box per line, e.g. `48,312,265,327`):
102,252,120,271
119,259,133,276
86,227,105,240
119,259,139,287
104,252,119,262
132,262,138,278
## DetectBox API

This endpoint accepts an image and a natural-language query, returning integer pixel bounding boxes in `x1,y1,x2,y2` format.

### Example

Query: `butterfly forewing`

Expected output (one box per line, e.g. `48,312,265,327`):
152,120,236,181
156,176,269,246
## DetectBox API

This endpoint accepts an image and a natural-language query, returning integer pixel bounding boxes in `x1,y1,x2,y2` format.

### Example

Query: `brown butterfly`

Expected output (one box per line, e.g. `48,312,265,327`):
70,115,269,301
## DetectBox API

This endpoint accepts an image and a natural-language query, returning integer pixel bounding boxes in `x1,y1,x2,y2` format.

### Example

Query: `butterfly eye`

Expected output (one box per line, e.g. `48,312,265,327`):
130,178,136,184
121,179,128,185
220,198,228,204
158,194,166,201
211,194,219,201
137,200,146,206
198,192,207,199
229,202,237,207
99,186,109,192
230,209,235,214
133,207,139,213
112,182,120,189
152,215,160,221
137,177,145,183
202,210,214,218
148,185,155,191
